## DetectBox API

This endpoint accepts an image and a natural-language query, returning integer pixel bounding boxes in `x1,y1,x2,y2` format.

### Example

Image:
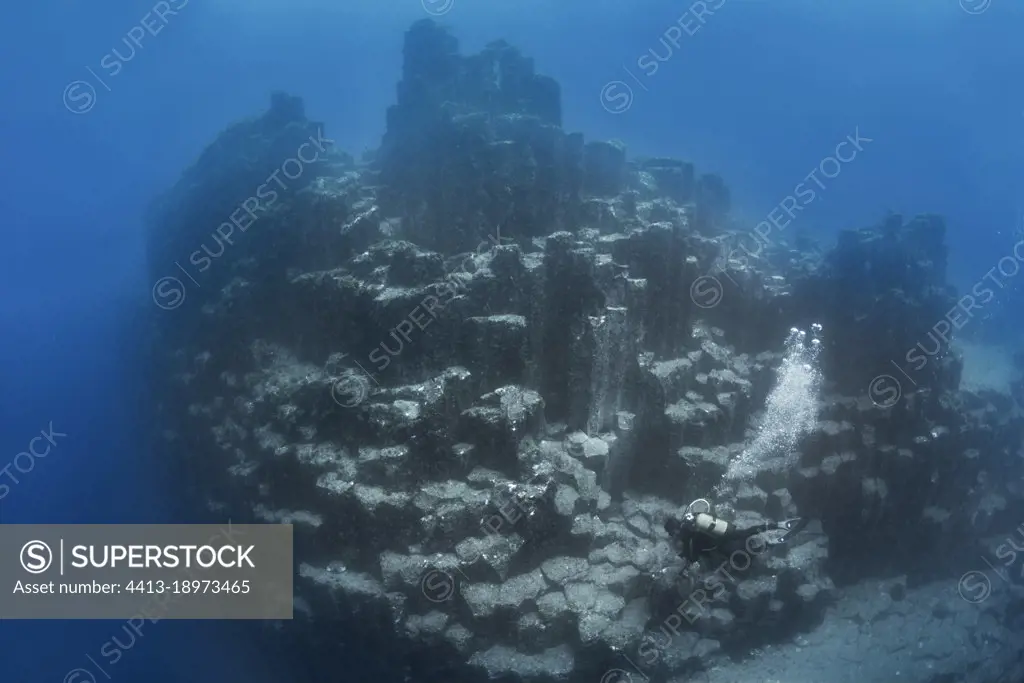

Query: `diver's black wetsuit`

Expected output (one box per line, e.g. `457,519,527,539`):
665,514,805,564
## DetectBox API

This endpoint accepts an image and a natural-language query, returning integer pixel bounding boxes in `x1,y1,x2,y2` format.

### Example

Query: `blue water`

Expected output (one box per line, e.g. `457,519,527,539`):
2,0,1022,680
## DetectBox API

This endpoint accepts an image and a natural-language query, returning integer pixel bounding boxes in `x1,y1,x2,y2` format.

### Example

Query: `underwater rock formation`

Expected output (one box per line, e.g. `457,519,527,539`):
146,19,1024,683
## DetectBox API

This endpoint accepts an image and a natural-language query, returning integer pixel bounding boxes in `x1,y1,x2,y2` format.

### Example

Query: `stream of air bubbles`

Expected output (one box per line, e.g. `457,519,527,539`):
725,324,823,480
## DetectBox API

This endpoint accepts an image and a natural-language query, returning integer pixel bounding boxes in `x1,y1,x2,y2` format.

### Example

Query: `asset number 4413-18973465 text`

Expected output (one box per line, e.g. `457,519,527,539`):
125,579,250,594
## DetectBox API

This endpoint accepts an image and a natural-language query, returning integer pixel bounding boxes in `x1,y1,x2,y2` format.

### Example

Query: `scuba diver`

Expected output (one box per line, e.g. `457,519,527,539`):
665,499,808,566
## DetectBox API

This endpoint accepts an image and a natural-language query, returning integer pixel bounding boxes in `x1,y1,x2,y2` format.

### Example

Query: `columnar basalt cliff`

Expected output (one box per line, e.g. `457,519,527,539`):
147,20,1024,683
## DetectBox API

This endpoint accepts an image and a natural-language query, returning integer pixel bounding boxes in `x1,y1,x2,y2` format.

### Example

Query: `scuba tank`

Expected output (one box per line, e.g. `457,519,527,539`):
683,499,737,538
687,511,736,538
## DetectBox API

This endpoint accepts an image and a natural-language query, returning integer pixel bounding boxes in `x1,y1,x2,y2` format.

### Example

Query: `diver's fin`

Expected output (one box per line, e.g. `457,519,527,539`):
777,517,809,543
